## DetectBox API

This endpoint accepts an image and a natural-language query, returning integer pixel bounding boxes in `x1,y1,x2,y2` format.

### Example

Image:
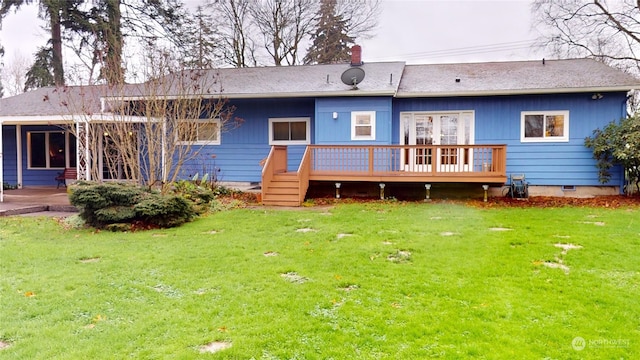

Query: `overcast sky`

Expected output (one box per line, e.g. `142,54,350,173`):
0,0,544,74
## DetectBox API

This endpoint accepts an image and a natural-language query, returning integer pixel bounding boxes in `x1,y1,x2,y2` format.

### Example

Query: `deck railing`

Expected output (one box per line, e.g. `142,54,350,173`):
307,144,507,183
297,147,311,204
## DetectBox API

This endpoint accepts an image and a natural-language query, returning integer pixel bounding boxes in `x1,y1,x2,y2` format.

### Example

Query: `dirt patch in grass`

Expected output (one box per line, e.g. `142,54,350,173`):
281,272,309,284
387,250,412,263
0,341,11,350
542,261,570,274
263,251,279,257
554,243,583,255
79,257,100,263
199,341,231,354
489,227,512,231
340,284,360,291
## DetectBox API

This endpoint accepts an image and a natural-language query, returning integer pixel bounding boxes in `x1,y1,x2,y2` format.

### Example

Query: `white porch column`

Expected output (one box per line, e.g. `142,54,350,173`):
15,124,22,188
0,122,3,202
161,119,167,183
76,120,90,180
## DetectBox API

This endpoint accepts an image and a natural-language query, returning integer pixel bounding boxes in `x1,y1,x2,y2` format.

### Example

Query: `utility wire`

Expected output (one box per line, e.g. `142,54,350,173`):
370,39,540,62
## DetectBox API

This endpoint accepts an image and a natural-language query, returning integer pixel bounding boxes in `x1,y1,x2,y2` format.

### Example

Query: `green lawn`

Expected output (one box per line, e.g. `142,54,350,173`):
0,202,638,359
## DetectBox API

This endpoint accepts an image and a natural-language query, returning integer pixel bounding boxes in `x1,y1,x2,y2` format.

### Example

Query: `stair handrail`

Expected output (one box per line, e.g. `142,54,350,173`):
297,146,311,204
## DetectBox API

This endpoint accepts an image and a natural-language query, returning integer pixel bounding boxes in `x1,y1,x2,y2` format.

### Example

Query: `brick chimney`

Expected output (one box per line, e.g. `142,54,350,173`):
350,45,362,66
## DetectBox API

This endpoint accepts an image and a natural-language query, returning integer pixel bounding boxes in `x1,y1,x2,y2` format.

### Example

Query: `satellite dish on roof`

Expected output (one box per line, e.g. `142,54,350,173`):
341,67,365,89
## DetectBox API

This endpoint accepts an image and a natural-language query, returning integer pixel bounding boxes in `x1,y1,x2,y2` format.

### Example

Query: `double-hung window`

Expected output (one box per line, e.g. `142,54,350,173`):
521,111,569,142
178,119,221,145
268,117,310,145
351,111,376,140
28,131,75,169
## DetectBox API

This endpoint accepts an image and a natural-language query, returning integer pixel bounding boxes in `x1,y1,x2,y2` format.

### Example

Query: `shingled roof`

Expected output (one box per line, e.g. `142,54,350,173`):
1,58,638,119
397,58,640,97
0,84,139,119
111,61,406,100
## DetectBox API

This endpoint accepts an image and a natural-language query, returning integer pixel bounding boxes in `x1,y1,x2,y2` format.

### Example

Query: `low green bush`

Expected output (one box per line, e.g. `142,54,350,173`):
172,180,215,204
69,182,195,229
134,194,195,228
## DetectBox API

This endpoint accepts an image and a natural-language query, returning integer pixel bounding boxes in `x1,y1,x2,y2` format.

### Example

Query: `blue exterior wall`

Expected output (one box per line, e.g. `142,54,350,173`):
180,97,315,183
393,92,628,187
1,125,18,185
315,97,393,144
3,91,629,188
0,125,70,187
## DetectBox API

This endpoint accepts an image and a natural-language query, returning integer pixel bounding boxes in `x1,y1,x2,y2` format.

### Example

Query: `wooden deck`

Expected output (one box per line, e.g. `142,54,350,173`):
262,144,507,206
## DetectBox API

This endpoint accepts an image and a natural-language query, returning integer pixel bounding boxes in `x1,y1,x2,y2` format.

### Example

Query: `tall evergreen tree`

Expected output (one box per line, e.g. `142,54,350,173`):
0,0,81,86
176,5,220,69
23,46,55,90
303,0,354,65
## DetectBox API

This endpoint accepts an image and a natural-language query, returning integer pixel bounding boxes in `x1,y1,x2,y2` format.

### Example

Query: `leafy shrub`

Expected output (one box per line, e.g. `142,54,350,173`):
69,182,195,229
69,182,147,227
173,180,216,204
3,182,17,190
585,114,640,194
94,206,137,223
134,194,195,228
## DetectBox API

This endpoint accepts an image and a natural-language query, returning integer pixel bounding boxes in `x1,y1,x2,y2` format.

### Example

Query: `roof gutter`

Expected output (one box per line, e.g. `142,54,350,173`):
101,90,398,102
396,86,640,98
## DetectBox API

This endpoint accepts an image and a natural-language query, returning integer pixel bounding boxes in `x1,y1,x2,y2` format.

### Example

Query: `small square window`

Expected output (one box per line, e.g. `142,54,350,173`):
269,117,310,145
351,111,376,140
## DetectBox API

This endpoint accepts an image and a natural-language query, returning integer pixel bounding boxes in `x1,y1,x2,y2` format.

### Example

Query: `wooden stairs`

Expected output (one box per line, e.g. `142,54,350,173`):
262,172,302,206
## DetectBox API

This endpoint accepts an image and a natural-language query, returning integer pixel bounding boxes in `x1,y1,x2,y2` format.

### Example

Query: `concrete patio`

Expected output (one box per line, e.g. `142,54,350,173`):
0,187,77,216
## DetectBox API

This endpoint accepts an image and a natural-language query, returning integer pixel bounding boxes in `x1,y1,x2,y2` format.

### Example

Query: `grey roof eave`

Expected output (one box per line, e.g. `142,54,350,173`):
395,86,639,98
102,89,399,101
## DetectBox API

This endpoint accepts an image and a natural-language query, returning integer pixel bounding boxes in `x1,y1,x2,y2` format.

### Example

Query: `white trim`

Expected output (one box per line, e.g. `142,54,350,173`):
268,117,311,145
0,114,153,125
16,125,22,188
176,119,221,145
351,111,376,141
0,125,3,201
395,86,638,98
520,110,569,143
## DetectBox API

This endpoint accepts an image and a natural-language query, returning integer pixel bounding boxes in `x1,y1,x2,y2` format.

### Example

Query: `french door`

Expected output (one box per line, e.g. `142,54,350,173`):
400,111,474,172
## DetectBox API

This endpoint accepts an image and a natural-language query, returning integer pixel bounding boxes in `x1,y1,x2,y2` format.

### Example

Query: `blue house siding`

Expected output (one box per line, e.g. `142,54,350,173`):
19,125,70,186
1,125,18,185
393,92,627,187
2,125,72,187
315,97,393,145
180,98,314,182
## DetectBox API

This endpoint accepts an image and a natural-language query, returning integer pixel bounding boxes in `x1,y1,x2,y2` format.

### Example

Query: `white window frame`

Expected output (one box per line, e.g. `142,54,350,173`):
177,119,221,145
351,111,376,140
521,110,569,143
268,117,310,145
27,131,73,169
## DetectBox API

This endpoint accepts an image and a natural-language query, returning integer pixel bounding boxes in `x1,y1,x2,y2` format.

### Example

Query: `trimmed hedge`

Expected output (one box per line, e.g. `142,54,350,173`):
69,182,195,229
